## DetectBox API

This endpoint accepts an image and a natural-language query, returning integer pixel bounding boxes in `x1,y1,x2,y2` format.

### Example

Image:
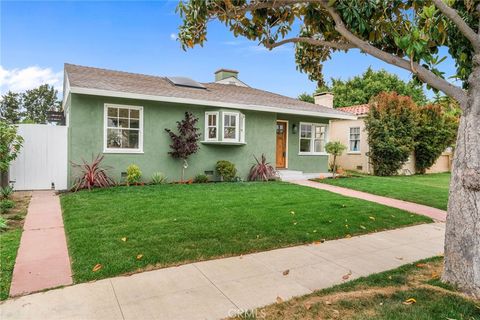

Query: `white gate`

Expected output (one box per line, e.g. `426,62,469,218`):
10,124,68,190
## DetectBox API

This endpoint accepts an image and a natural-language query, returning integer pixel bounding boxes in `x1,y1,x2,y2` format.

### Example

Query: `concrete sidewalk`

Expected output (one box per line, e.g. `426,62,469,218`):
9,191,72,297
291,180,447,222
0,222,445,320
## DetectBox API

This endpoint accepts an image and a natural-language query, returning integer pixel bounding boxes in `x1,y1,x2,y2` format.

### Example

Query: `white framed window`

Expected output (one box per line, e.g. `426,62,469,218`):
205,112,219,141
104,104,143,153
223,112,240,142
299,122,328,155
349,127,361,152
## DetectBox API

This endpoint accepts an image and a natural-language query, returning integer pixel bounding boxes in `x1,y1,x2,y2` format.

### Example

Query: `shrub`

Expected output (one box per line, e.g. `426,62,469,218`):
194,174,209,183
151,172,167,185
216,160,237,182
126,164,142,185
71,154,115,191
165,112,201,181
365,92,418,176
0,199,15,213
248,154,277,181
325,141,347,178
414,104,458,174
0,217,7,231
0,185,14,200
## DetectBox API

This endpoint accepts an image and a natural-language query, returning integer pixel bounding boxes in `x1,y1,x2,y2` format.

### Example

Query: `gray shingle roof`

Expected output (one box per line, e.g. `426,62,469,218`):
64,63,354,119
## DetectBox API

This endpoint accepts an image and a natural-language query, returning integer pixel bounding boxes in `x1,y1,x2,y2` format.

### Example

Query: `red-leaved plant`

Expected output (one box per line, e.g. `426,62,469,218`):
248,154,277,181
71,154,115,191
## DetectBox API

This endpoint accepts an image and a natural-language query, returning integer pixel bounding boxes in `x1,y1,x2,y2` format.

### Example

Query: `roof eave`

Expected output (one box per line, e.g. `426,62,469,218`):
69,86,357,120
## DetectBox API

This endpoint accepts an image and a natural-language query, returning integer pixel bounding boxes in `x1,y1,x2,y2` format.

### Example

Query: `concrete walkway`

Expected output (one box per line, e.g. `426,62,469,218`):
9,191,72,297
292,180,447,222
1,222,445,320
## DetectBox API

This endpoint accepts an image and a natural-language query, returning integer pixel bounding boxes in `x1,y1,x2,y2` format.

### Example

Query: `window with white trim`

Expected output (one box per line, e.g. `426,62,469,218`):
205,112,218,140
223,112,239,141
204,111,245,143
104,104,143,153
299,122,328,154
349,127,361,152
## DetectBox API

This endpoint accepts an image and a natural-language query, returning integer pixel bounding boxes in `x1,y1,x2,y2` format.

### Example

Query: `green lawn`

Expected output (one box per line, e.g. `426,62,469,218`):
0,229,22,300
316,173,450,210
233,257,480,320
0,192,31,301
61,182,431,283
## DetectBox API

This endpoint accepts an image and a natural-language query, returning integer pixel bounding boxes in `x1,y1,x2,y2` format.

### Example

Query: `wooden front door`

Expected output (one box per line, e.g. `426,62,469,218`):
276,121,287,168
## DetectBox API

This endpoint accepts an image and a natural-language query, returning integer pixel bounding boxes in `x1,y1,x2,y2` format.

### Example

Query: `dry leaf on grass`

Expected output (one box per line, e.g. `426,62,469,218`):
345,234,352,238
276,296,283,303
305,303,312,310
92,264,102,272
136,254,143,260
360,225,366,230
342,271,352,280
416,263,427,268
403,298,417,305
121,237,127,242
369,216,376,221
283,269,290,276
325,300,332,305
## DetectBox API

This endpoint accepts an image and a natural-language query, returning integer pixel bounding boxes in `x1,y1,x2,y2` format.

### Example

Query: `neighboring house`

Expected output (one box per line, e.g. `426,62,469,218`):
62,64,355,185
329,103,452,174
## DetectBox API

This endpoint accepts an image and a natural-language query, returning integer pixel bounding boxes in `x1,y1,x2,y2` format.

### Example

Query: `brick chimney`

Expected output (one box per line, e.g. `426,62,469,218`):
314,92,334,108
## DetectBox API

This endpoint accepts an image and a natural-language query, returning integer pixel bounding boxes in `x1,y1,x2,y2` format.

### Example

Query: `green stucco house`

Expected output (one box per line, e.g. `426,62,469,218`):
63,63,355,185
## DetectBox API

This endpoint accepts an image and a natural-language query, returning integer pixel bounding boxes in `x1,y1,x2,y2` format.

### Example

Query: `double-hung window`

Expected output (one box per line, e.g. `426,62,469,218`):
299,122,328,154
223,112,239,141
104,104,143,153
205,112,219,141
349,127,361,152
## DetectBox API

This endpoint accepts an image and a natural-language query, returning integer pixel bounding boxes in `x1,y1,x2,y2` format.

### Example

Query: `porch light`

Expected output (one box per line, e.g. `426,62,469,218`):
292,123,298,134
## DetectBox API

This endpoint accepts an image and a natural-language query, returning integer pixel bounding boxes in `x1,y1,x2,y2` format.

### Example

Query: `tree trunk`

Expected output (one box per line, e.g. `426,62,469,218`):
332,155,337,178
0,170,8,188
442,60,480,298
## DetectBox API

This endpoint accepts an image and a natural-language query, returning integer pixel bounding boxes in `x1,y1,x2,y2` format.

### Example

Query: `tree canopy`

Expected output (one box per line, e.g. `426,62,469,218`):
178,0,474,105
0,84,61,124
298,67,427,107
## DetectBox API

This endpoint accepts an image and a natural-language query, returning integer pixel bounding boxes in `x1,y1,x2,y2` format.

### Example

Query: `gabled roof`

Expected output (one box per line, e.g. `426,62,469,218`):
64,64,356,120
337,104,370,116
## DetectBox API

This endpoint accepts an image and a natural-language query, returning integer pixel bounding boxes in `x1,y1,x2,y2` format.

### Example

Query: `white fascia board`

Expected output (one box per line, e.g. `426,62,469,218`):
69,86,358,120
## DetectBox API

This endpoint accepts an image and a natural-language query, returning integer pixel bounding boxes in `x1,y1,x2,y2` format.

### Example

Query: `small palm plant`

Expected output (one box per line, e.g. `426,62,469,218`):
325,141,347,178
248,154,277,181
71,154,115,191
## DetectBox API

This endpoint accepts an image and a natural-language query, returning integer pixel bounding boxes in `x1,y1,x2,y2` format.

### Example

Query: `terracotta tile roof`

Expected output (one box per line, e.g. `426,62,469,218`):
337,104,370,116
64,64,354,119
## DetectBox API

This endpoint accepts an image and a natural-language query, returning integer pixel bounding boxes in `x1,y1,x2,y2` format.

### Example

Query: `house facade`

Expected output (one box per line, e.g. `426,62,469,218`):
329,104,452,174
63,64,355,186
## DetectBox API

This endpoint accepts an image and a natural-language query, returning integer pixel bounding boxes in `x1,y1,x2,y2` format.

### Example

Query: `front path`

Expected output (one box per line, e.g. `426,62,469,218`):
1,222,445,320
9,191,72,297
292,180,447,222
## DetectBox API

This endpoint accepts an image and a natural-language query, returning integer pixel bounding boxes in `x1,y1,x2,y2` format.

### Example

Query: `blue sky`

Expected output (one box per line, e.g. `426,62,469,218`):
1,0,457,99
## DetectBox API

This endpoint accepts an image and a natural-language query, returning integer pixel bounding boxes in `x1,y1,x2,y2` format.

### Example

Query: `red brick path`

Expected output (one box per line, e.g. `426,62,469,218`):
10,191,72,297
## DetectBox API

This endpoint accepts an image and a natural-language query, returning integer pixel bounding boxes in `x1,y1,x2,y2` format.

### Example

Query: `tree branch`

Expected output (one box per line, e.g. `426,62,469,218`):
432,0,480,51
264,36,354,50
319,0,467,106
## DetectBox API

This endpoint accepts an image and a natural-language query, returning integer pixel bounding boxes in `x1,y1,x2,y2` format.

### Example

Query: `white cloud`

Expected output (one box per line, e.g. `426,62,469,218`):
170,33,177,41
0,65,63,94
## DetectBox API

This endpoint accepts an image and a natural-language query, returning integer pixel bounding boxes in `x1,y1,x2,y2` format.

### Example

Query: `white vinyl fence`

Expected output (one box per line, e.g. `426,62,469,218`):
10,124,68,190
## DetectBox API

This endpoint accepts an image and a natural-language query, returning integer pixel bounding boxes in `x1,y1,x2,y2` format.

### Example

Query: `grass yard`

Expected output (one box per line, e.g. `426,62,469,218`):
61,182,431,283
233,257,480,320
0,192,31,300
316,173,450,210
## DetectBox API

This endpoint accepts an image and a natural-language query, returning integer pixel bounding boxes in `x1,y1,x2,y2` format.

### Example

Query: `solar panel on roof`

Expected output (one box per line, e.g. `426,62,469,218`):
167,76,206,89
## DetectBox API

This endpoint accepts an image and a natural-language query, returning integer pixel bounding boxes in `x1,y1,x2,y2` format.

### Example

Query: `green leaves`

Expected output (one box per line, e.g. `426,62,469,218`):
0,122,24,173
